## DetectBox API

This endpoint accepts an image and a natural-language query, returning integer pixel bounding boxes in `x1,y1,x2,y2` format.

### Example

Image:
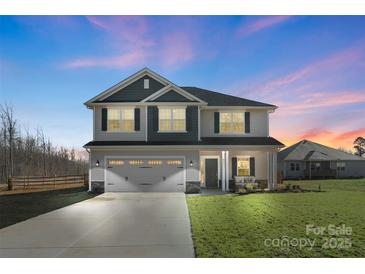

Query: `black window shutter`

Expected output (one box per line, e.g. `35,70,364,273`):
245,112,250,133
154,107,159,131
134,108,140,131
250,157,255,176
101,108,107,131
214,112,220,133
232,157,237,178
186,107,191,131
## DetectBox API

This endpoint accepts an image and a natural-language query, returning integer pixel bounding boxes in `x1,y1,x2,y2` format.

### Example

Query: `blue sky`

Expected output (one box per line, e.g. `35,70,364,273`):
1,16,365,151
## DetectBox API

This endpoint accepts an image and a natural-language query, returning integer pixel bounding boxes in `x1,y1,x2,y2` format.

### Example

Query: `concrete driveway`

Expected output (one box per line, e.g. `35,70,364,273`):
0,192,194,257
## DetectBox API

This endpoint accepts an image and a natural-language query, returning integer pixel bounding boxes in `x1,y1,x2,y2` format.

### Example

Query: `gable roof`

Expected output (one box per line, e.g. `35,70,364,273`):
85,68,172,105
181,87,276,107
85,68,276,108
142,85,204,103
279,140,365,161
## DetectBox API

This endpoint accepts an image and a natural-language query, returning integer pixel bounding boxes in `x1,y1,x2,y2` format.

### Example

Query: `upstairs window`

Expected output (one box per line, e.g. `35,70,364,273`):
220,112,245,134
159,107,186,132
107,108,134,132
144,78,149,89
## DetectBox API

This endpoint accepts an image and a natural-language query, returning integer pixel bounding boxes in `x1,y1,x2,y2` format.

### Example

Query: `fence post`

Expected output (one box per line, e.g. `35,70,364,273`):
8,177,13,191
54,174,56,189
24,176,26,189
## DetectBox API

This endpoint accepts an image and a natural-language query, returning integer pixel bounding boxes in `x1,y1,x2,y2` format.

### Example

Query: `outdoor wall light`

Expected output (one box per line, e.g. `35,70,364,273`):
95,160,100,167
189,160,193,167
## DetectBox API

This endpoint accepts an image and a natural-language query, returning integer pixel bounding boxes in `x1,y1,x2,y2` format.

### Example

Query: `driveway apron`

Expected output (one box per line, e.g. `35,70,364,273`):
0,192,194,258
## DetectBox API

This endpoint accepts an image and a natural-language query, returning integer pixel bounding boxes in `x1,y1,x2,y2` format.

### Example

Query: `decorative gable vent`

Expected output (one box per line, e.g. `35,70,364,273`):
144,78,149,89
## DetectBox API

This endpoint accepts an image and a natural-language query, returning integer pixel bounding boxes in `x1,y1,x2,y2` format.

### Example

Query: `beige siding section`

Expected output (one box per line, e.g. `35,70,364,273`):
200,109,268,137
93,106,146,141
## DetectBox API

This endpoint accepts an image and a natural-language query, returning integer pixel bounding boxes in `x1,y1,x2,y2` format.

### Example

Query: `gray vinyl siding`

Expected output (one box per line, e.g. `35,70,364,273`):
281,161,306,179
281,160,365,179
101,76,165,102
94,106,146,141
151,90,194,102
200,109,268,137
147,106,199,141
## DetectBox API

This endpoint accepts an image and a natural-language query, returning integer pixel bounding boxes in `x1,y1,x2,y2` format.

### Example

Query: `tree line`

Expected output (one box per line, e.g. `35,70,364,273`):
0,104,88,183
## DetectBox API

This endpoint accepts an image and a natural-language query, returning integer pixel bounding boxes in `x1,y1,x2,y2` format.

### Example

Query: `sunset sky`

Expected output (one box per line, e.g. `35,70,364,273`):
1,16,365,151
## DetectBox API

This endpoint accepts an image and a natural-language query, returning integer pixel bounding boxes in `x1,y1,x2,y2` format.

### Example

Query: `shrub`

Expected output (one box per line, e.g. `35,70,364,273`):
245,182,258,192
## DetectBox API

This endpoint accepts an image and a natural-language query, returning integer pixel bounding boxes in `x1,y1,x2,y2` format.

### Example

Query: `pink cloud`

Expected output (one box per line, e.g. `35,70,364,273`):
85,16,152,46
63,50,147,69
298,128,334,141
332,128,365,143
236,16,291,37
161,32,194,67
276,90,365,115
62,16,197,69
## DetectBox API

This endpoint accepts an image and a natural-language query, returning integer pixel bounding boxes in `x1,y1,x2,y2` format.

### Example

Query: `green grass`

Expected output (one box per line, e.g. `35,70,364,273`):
187,179,365,257
0,187,98,229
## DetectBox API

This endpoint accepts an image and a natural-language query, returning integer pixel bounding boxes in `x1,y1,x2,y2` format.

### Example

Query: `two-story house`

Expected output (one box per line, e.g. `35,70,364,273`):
84,68,284,193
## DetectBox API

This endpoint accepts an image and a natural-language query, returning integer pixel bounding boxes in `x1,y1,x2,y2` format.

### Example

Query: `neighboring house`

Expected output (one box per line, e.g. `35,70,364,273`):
84,68,284,193
278,140,365,180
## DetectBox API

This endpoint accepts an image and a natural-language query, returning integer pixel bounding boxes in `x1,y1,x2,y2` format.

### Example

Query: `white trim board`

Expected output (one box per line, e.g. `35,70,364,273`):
142,84,207,104
85,68,173,106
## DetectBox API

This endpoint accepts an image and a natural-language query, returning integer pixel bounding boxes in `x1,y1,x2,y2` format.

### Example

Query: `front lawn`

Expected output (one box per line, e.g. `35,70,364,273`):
186,179,365,257
0,187,98,229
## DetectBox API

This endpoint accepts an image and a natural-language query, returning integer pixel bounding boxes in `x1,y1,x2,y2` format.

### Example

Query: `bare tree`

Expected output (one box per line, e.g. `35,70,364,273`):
0,104,88,183
0,104,17,178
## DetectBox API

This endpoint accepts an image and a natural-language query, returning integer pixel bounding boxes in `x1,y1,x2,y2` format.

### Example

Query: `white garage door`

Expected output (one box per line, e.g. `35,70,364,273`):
105,157,185,192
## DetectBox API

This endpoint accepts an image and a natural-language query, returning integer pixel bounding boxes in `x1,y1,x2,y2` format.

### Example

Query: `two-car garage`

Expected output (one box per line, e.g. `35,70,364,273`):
105,156,186,192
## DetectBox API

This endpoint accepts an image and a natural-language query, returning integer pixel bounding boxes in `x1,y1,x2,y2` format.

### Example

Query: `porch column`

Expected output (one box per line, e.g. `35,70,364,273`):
272,151,277,189
225,151,229,191
268,152,273,190
267,151,278,190
221,151,226,191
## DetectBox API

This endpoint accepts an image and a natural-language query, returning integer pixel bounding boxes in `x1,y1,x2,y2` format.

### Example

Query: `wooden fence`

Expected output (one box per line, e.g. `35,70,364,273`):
7,174,88,191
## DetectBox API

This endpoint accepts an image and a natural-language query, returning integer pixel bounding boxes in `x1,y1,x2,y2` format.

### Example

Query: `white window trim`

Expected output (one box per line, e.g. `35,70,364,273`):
158,106,187,133
219,111,245,135
107,107,136,133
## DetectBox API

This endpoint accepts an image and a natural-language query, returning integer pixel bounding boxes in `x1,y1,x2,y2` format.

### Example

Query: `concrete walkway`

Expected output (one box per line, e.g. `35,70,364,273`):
0,193,195,258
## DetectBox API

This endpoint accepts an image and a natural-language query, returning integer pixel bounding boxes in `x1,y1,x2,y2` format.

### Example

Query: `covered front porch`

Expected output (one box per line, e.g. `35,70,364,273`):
198,148,278,192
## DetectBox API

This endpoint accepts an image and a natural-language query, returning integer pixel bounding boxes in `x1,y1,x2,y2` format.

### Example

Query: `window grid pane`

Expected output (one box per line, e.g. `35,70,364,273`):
172,109,186,131
159,109,172,131
237,158,250,176
108,109,121,131
121,109,134,132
